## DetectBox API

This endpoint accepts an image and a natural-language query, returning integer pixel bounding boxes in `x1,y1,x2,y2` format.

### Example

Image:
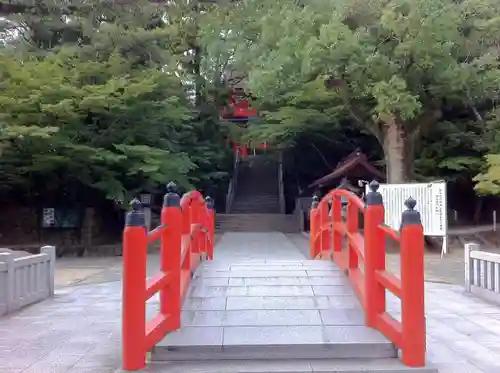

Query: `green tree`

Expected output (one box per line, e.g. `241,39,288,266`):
0,0,233,205
203,0,500,183
0,50,195,201
473,109,500,195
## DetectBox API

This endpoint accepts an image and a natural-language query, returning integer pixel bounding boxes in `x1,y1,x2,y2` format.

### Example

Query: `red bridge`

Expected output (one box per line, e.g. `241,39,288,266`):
121,181,431,372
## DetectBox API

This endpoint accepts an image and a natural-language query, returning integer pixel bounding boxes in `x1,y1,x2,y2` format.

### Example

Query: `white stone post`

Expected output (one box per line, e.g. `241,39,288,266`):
0,252,14,314
464,242,480,292
41,246,56,296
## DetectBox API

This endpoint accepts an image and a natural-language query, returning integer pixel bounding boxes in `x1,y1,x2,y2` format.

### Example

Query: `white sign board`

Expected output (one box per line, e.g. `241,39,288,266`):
366,181,448,254
42,208,55,228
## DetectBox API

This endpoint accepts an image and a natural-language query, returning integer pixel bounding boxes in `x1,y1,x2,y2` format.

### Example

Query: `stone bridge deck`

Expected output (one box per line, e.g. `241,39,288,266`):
154,259,396,361
0,233,500,372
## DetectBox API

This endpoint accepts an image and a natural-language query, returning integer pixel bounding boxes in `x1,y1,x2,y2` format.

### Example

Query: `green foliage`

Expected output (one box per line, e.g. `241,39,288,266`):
415,119,486,182
474,109,500,195
0,1,232,205
201,0,500,186
475,155,500,195
0,51,195,202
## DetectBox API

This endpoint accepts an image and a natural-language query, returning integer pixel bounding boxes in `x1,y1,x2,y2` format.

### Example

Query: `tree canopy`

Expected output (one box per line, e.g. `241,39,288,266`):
0,0,232,206
2,0,500,213
200,0,500,192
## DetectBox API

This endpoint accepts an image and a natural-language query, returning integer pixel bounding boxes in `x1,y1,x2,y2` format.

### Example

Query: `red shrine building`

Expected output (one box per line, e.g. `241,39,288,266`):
220,69,265,156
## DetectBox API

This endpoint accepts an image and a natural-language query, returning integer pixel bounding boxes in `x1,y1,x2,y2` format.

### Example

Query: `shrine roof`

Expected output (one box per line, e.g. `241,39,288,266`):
308,150,385,188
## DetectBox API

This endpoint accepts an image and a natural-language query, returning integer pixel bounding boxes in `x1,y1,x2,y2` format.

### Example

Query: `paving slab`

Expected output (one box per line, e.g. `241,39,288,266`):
224,295,359,310
0,232,498,372
155,256,396,361
144,358,437,373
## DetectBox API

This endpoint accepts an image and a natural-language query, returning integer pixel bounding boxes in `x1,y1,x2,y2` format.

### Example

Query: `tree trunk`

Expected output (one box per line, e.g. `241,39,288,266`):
382,118,410,183
473,197,483,224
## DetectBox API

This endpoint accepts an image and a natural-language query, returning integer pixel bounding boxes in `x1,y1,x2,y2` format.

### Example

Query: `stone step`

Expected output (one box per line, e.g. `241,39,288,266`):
216,214,297,220
236,184,278,190
153,260,400,364
231,199,279,204
152,339,397,361
233,195,278,200
233,193,279,199
232,154,281,214
215,224,297,230
233,196,278,204
228,210,281,215
229,207,280,213
216,214,299,232
147,359,437,372
231,203,279,209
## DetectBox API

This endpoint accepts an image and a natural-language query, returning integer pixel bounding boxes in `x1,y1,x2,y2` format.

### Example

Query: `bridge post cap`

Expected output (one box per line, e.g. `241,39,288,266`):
126,198,145,227
369,180,380,192
366,180,383,205
205,196,215,209
400,196,421,227
164,181,181,207
311,194,319,208
405,197,417,210
166,181,177,193
130,198,142,211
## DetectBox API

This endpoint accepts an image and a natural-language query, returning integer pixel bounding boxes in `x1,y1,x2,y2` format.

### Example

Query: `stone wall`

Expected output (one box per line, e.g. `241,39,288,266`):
0,206,122,253
0,207,40,246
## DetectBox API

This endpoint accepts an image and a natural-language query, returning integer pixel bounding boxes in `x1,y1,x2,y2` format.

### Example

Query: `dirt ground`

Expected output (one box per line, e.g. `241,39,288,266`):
53,232,484,288
54,234,222,288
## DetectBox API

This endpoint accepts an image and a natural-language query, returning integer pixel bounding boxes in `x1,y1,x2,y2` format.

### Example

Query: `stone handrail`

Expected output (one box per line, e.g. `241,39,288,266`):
278,154,286,214
464,243,500,305
225,149,240,213
0,246,56,315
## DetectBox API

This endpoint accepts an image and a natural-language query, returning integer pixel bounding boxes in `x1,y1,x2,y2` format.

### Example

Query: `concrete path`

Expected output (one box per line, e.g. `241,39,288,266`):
155,249,396,362
213,232,308,262
0,233,500,372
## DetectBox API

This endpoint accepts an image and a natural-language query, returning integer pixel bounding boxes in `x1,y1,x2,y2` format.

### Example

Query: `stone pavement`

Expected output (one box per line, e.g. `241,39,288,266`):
154,255,396,362
0,233,500,372
386,251,465,285
53,235,223,288
55,256,122,288
297,232,472,285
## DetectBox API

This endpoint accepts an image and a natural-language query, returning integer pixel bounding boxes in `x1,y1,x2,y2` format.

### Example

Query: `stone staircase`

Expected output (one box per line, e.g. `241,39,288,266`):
230,155,281,214
218,154,300,233
216,213,299,232
151,259,437,373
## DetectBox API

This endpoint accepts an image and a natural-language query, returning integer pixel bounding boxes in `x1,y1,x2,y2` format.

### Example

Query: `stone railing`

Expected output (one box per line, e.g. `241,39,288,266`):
464,243,500,305
278,157,286,214
225,149,240,213
0,246,56,316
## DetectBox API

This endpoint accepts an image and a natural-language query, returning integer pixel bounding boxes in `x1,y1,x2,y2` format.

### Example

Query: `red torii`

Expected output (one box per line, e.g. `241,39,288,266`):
222,90,267,157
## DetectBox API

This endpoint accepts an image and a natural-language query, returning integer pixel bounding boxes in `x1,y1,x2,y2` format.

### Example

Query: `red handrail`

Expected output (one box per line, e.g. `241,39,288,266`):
309,181,425,367
122,183,215,371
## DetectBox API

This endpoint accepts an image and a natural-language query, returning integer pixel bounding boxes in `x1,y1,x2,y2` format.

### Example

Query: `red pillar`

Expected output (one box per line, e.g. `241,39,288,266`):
182,199,192,272
122,199,147,371
205,196,215,260
346,201,359,269
363,181,386,327
309,196,319,258
318,197,331,258
400,197,426,367
331,197,342,256
160,182,182,331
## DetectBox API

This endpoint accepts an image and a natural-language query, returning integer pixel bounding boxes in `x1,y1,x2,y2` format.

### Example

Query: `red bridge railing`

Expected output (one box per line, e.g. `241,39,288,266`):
309,181,425,367
122,182,215,371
